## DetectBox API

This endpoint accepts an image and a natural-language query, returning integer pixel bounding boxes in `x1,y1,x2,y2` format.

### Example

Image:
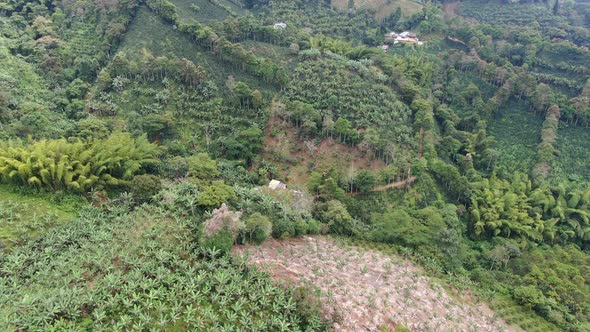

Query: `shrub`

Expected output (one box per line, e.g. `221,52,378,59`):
187,153,219,181
105,192,135,215
306,219,322,234
369,207,449,248
130,174,162,204
355,170,376,192
200,229,234,255
487,242,521,270
294,219,308,236
245,213,272,244
197,180,236,208
163,156,188,178
50,190,67,204
291,286,324,329
319,200,355,235
272,218,295,239
200,204,243,255
513,285,545,309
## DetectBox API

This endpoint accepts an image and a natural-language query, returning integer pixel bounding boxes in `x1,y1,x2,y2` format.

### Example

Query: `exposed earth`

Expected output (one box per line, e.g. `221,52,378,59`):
234,236,518,332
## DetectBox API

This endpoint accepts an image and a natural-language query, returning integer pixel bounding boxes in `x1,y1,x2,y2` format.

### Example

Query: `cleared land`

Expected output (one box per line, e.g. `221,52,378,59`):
261,116,387,190
234,236,516,332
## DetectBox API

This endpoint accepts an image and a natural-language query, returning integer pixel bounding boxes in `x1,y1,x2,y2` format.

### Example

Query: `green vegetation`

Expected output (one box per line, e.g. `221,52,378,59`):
0,133,159,192
554,125,590,182
284,54,414,156
0,185,80,249
459,1,568,29
330,0,423,21
1,0,589,330
488,99,543,174
0,204,326,330
172,0,232,23
254,0,382,43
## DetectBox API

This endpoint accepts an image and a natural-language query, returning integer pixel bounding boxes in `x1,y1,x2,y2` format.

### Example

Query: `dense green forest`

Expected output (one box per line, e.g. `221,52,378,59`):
1,0,589,330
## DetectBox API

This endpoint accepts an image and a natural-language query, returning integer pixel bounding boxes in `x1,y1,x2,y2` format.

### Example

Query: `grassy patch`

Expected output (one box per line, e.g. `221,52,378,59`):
0,185,80,250
553,125,590,182
171,0,246,23
117,6,276,93
488,99,543,174
490,297,560,332
171,0,230,23
0,36,51,111
240,40,295,69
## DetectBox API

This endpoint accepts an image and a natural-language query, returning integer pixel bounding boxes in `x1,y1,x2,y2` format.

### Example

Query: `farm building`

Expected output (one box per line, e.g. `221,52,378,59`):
268,179,287,190
384,31,423,45
273,22,287,30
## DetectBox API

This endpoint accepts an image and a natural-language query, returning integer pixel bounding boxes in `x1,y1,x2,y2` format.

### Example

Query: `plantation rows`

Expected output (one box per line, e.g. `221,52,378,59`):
0,205,325,331
459,1,565,28
284,55,414,148
255,0,380,43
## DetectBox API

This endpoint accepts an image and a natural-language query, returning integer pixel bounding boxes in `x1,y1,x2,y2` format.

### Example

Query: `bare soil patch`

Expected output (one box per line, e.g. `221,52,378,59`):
261,116,386,189
234,236,517,332
371,176,416,192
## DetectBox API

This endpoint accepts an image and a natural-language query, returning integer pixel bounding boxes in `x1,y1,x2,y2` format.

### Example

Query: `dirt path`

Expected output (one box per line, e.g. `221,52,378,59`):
370,176,416,192
447,36,467,46
234,236,517,332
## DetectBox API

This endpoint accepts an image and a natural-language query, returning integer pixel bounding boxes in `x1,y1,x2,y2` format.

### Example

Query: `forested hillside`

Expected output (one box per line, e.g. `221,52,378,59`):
1,0,589,330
